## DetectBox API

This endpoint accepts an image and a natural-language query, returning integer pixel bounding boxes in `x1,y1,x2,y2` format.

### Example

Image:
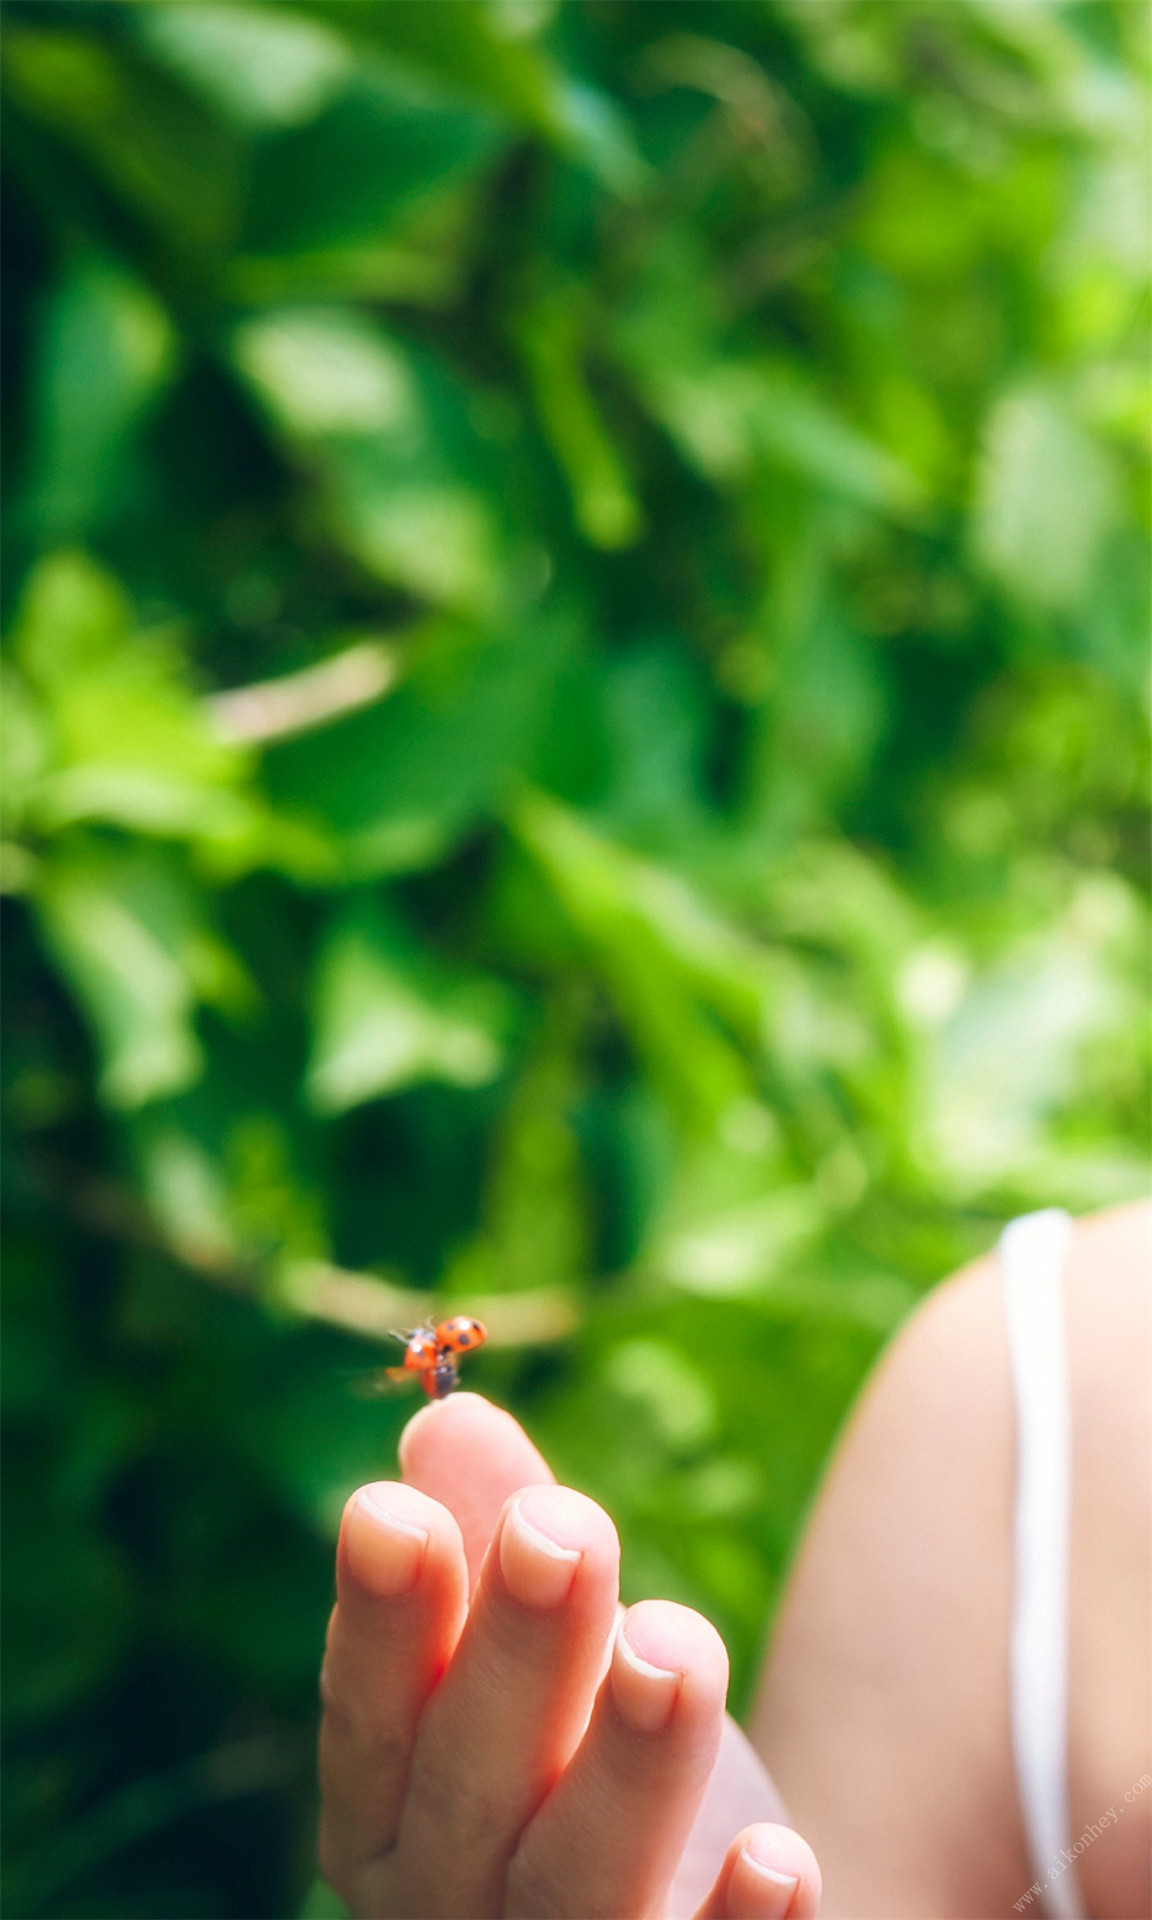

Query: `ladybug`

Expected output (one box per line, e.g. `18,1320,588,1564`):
422,1358,460,1401
402,1329,440,1373
383,1314,487,1400
435,1315,488,1355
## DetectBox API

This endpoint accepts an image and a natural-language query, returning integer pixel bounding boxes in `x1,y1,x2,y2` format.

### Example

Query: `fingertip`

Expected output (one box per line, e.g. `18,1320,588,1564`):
399,1394,557,1589
512,1483,620,1562
397,1391,491,1476
338,1480,462,1601
611,1612,682,1733
606,1600,729,1749
399,1391,553,1486
721,1823,821,1920
342,1476,449,1535
492,1482,621,1612
623,1599,730,1704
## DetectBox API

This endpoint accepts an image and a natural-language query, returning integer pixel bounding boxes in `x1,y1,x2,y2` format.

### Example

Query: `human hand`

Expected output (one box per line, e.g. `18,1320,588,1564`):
318,1393,821,1919
396,1394,817,1920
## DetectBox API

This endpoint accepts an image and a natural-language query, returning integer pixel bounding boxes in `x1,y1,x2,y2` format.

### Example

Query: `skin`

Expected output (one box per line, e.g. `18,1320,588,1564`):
318,1398,820,1920
754,1199,1151,1920
318,1202,1150,1918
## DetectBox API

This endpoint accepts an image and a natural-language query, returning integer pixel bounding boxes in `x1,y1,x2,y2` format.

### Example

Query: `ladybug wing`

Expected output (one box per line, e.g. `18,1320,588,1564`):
435,1315,488,1353
346,1365,416,1399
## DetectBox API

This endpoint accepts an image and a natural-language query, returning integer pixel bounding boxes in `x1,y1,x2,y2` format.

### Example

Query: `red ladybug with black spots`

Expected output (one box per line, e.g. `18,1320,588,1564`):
384,1315,488,1399
435,1315,487,1356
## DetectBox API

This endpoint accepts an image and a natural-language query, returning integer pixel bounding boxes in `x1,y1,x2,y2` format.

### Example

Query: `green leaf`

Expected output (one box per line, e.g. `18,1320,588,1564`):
973,386,1120,614
455,1001,590,1294
344,0,646,194
242,65,504,254
640,356,924,514
230,308,506,612
232,307,420,440
512,288,643,549
3,24,241,252
514,789,779,1041
923,878,1147,1202
264,620,564,875
650,1186,824,1297
10,546,133,686
0,664,51,838
11,551,251,843
33,844,208,1110
306,895,509,1113
329,454,501,614
28,255,176,538
137,3,353,130
511,789,781,1139
133,1120,238,1271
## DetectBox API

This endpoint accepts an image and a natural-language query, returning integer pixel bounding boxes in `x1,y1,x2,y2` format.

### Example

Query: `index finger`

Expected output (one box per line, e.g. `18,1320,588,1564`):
317,1481,468,1901
399,1392,554,1587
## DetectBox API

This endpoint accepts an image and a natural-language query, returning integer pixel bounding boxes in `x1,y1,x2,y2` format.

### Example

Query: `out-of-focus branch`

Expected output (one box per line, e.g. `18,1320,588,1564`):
46,1158,578,1352
205,640,399,744
278,1259,579,1349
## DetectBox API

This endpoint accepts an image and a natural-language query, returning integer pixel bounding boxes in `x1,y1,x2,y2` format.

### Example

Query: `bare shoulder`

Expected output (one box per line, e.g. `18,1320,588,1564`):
871,1195,1149,1436
1064,1200,1151,1562
1066,1200,1151,1920
753,1239,1022,1917
1066,1195,1151,1310
752,1201,1152,1920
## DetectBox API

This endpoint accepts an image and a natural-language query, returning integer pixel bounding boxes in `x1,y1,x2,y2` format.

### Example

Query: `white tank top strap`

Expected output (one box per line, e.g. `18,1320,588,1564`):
1000,1208,1086,1920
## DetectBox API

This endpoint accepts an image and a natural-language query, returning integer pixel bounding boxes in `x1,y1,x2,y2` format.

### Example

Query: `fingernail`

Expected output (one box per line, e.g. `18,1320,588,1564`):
611,1617,682,1734
735,1840,799,1918
499,1495,581,1610
346,1491,429,1597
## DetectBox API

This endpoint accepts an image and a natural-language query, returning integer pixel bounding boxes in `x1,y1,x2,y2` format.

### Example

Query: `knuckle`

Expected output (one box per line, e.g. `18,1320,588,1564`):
505,1842,572,1920
414,1758,503,1843
360,1726,409,1774
321,1694,409,1776
408,1756,510,1853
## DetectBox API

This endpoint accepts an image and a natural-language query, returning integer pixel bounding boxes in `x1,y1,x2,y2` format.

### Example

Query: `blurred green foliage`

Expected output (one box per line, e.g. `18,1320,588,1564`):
2,2,1148,1914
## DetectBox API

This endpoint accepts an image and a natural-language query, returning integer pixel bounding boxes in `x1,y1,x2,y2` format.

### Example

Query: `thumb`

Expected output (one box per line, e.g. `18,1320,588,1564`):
398,1392,554,1588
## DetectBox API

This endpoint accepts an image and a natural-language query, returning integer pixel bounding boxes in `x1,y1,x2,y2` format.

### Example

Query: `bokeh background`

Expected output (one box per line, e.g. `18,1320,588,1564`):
2,2,1149,1914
